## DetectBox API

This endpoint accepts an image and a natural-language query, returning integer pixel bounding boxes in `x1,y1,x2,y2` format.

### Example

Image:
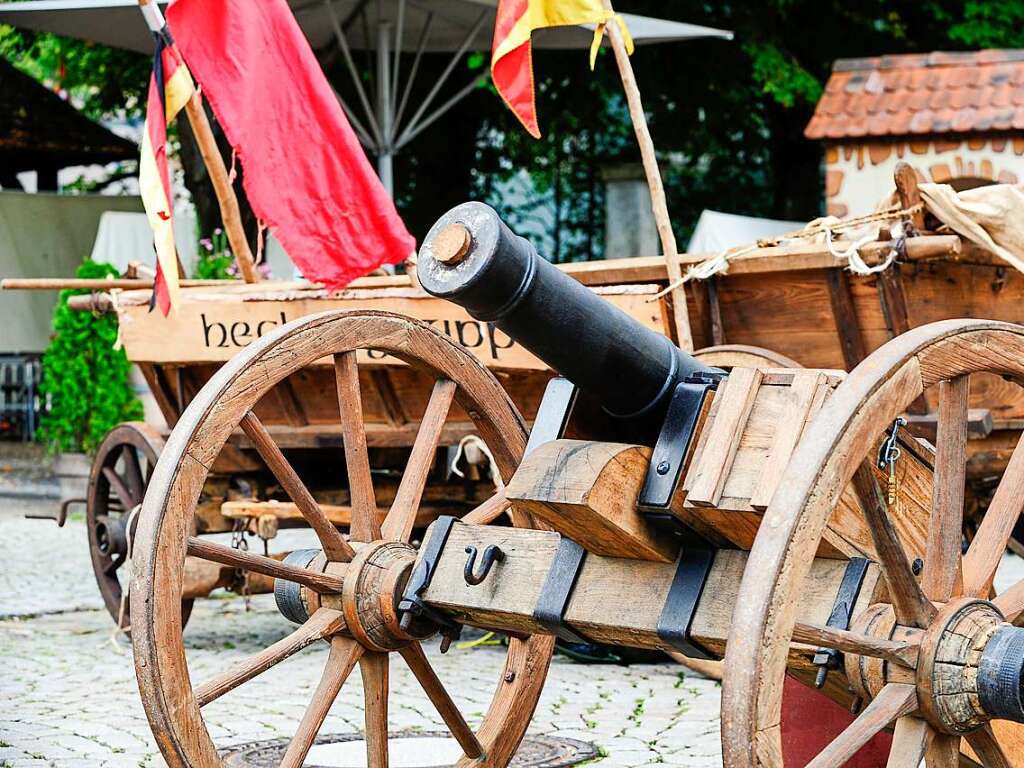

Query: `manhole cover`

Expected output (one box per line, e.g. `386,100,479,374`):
222,731,599,768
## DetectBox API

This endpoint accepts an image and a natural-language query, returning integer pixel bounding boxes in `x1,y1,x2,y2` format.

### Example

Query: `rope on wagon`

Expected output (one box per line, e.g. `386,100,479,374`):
449,435,505,494
651,202,924,300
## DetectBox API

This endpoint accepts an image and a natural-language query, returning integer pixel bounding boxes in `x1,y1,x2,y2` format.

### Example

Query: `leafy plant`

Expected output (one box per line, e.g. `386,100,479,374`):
192,228,235,279
37,260,143,454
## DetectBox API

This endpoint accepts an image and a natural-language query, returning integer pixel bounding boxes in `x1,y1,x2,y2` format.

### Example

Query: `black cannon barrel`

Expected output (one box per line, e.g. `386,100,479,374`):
417,201,715,421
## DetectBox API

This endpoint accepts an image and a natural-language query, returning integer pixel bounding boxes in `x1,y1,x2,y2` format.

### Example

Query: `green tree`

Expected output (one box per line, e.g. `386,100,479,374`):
38,261,144,454
0,25,149,119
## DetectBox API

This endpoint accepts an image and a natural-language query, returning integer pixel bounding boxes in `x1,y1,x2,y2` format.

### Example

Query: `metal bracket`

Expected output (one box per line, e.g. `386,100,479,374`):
639,376,720,513
525,377,578,457
813,557,870,687
533,537,591,644
656,534,717,659
398,515,463,649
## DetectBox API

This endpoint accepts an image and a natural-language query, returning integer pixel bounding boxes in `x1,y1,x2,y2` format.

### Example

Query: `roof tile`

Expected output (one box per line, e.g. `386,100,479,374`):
806,49,1024,139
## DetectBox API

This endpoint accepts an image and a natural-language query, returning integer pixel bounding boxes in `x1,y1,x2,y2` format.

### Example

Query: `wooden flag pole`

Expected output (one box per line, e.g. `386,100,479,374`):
138,0,259,284
599,1,693,350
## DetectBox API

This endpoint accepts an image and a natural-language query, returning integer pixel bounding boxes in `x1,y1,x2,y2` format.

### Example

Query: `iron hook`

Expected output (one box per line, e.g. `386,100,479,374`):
463,545,504,586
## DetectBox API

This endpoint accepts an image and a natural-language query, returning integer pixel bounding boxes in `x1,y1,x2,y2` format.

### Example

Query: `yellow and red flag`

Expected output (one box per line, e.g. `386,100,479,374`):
491,0,632,138
139,23,194,315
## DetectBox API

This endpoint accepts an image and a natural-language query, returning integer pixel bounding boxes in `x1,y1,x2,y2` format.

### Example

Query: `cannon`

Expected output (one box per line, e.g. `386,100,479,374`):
131,203,1024,767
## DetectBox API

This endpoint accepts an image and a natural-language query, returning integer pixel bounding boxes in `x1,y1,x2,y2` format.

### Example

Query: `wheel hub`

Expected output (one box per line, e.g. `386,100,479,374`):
916,598,1024,735
847,599,1024,735
275,541,434,652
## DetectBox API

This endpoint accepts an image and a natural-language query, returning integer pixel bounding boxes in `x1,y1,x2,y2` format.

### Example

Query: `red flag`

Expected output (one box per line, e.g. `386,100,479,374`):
140,29,194,314
491,0,632,138
166,0,414,288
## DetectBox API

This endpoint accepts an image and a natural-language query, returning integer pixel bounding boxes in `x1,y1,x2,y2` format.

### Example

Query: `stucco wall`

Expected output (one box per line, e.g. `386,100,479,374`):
824,136,1024,218
0,191,143,353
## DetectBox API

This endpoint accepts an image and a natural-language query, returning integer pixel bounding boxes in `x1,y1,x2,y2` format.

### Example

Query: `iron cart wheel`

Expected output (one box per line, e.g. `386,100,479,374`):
724,319,1024,767
131,310,554,768
87,421,193,628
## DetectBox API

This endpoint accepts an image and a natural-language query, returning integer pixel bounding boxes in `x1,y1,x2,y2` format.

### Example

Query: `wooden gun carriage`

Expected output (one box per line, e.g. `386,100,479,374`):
130,203,1024,767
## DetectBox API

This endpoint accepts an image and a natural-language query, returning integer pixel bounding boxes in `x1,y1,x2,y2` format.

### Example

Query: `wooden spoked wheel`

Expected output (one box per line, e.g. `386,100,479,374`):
693,344,802,370
86,421,194,628
724,319,1024,767
131,310,554,768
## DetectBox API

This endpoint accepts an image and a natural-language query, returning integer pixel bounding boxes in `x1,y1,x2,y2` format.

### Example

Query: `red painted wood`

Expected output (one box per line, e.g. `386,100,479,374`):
780,676,894,766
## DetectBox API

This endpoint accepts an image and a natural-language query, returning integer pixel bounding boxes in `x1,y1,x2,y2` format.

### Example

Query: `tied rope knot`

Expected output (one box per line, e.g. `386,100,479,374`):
651,202,924,301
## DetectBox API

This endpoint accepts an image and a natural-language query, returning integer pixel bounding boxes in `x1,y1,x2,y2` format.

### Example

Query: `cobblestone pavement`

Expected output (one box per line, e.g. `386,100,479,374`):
0,497,724,767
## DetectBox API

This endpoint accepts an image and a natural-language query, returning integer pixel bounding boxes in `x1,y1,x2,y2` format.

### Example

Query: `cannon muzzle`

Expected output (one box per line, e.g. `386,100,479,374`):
418,202,715,422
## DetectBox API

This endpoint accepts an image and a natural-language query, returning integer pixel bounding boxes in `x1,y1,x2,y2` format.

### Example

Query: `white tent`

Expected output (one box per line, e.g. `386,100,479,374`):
687,209,805,254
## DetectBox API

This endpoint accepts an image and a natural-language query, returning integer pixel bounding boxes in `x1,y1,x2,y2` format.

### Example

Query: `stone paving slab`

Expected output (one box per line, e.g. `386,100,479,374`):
8,492,1023,768
0,498,724,767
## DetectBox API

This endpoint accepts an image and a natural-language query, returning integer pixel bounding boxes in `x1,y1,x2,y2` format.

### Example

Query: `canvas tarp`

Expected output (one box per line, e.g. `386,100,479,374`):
920,182,1024,275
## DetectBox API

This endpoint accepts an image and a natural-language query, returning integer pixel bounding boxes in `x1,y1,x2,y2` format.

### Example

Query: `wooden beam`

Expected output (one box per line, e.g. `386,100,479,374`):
894,162,927,231
506,440,678,562
686,367,763,507
825,268,867,369
421,523,880,667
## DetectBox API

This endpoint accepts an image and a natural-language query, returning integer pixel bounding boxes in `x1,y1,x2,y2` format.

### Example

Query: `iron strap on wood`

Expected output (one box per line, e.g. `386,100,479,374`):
533,537,591,644
656,536,717,660
813,556,871,687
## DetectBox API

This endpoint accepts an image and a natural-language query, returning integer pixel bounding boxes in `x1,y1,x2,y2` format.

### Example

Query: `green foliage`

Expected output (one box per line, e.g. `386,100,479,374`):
745,42,823,108
38,261,143,455
0,23,149,119
192,229,235,279
942,1,1024,47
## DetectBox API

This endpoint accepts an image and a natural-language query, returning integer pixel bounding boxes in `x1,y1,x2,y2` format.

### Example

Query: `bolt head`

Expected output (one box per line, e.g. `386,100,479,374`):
656,460,671,476
432,223,472,266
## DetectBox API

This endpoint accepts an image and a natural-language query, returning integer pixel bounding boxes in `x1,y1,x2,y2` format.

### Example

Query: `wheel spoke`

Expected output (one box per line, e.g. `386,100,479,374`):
381,379,456,542
964,724,1010,768
926,733,961,768
462,491,511,526
963,431,1024,598
334,352,381,542
924,376,969,601
994,580,1024,624
360,652,389,768
102,466,136,509
886,716,931,768
121,445,144,500
399,642,482,758
804,683,917,768
195,608,345,706
792,622,918,667
240,411,355,561
186,536,344,593
853,462,937,627
280,636,363,768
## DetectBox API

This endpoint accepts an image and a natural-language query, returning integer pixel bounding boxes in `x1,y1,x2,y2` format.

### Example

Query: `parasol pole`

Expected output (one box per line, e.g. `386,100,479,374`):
137,0,259,284
599,0,692,350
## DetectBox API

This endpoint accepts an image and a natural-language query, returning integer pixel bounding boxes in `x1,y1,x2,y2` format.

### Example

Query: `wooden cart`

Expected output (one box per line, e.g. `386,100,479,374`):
79,270,709,627
126,199,1024,767
72,166,1024,627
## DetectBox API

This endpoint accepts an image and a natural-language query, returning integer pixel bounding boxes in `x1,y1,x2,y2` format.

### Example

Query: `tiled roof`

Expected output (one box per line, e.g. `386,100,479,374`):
805,50,1024,140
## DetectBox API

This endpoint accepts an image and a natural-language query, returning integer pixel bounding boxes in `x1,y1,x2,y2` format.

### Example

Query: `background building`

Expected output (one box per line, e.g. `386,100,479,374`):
806,50,1024,216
